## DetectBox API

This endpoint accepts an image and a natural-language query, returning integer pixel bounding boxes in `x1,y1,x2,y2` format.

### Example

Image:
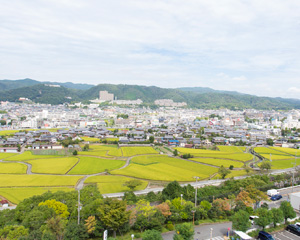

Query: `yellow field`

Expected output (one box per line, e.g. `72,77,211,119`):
261,154,294,161
217,146,243,153
213,170,248,179
0,187,74,204
175,147,220,154
121,147,158,156
0,129,36,136
81,137,99,142
68,157,125,175
190,158,244,168
254,147,290,156
270,147,300,156
0,174,82,187
4,151,61,161
0,153,18,160
85,175,148,194
0,162,27,174
259,159,300,169
79,145,122,158
27,157,78,174
112,155,217,181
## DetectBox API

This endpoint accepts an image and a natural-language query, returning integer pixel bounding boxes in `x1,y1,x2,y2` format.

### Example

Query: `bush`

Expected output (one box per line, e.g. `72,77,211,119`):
229,165,234,170
135,233,141,238
166,223,174,231
194,220,200,225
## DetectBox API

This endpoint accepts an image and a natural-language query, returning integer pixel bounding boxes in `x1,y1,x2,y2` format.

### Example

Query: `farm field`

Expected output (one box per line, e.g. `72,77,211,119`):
0,187,74,204
81,136,99,142
0,162,27,174
0,174,82,187
270,147,300,156
68,157,125,175
217,146,243,153
121,147,158,156
85,175,148,194
213,170,248,179
190,158,244,168
175,147,221,154
4,151,61,161
0,153,18,159
239,146,247,152
27,157,78,174
78,145,122,158
260,154,294,161
259,159,300,170
112,155,218,181
254,147,290,156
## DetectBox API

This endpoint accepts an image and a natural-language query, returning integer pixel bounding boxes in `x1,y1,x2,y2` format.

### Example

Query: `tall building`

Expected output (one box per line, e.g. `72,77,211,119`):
99,91,114,101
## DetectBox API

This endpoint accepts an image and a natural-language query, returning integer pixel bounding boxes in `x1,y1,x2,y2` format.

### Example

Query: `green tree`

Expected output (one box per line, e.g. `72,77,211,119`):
218,165,231,179
45,216,65,240
39,199,70,218
162,181,182,200
173,223,194,240
254,208,272,230
266,138,274,146
98,198,130,238
73,150,78,155
83,144,89,151
173,149,178,156
142,229,163,240
280,201,296,224
149,136,154,143
231,210,251,232
259,161,272,171
200,201,212,211
64,222,89,240
0,225,29,240
270,208,284,228
123,179,143,191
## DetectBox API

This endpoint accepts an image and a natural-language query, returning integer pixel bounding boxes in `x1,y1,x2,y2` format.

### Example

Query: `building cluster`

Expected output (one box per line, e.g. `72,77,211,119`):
0,101,300,153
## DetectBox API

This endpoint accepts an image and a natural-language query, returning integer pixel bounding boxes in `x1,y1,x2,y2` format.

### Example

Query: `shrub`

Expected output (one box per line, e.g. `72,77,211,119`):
166,223,174,231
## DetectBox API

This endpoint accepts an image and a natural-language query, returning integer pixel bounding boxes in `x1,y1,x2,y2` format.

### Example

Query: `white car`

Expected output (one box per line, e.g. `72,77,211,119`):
249,215,259,225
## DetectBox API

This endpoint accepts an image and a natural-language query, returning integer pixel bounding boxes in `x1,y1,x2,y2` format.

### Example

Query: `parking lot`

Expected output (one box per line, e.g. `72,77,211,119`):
273,230,300,240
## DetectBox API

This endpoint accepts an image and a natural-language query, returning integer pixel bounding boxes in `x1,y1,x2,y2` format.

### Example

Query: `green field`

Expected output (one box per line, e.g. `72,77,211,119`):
4,151,61,161
81,136,99,142
175,147,220,154
261,154,294,161
0,162,27,174
0,129,36,136
190,158,244,168
79,145,122,158
217,146,243,153
121,147,158,156
85,175,148,194
112,155,218,181
0,153,18,160
68,157,125,175
213,170,248,179
0,187,74,204
259,159,300,170
27,157,78,174
0,174,82,187
270,147,300,156
254,147,290,156
239,146,247,152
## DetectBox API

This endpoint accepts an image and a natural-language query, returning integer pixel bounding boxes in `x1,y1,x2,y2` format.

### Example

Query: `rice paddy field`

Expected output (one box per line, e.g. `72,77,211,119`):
121,147,158,156
27,157,78,174
68,156,126,175
213,170,248,179
259,159,300,170
217,146,244,153
78,145,122,158
270,147,300,156
85,175,148,194
254,147,290,156
4,151,61,161
81,136,100,142
0,187,74,204
0,162,27,174
189,158,244,168
260,154,294,161
0,174,82,187
0,153,18,159
112,155,218,181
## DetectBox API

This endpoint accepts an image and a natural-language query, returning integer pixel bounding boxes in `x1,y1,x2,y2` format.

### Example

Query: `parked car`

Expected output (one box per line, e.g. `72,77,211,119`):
257,231,275,240
286,224,300,236
270,194,282,201
249,215,259,225
267,189,279,196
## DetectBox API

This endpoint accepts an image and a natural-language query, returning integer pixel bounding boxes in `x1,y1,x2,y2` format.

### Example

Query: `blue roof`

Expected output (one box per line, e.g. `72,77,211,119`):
169,140,179,142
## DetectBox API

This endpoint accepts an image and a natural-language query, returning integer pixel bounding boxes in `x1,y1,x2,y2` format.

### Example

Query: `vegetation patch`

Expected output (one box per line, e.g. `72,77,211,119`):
0,153,18,160
260,154,294,161
68,156,125,175
217,146,244,153
121,147,158,156
81,136,99,142
4,151,61,161
85,175,148,194
190,158,244,168
0,162,27,174
27,157,78,174
258,159,300,169
270,147,300,156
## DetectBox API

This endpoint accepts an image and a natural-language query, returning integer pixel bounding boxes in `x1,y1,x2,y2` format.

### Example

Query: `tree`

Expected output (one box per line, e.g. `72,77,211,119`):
142,229,163,240
200,201,212,211
149,136,154,143
246,185,268,209
162,181,182,200
123,179,143,191
266,138,274,146
39,199,70,218
173,149,178,156
64,222,89,240
236,190,254,207
83,144,89,151
218,165,231,179
271,208,284,228
260,161,272,171
73,150,78,155
254,208,272,230
173,223,194,240
0,225,29,240
280,201,296,224
45,216,65,240
97,198,130,238
156,202,171,217
84,216,96,234
231,210,251,232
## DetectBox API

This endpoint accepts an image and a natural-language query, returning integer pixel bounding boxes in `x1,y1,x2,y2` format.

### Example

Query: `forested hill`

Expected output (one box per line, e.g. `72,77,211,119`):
0,81,299,110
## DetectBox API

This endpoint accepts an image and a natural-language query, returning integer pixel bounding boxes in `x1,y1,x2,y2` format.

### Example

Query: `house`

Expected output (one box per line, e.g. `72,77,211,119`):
0,200,9,208
168,140,179,146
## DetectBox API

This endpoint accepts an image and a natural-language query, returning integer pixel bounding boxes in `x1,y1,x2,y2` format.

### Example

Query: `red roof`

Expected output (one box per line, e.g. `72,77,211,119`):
1,200,9,204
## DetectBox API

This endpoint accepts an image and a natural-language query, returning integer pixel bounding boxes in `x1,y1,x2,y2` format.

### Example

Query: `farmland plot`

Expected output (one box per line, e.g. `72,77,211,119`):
121,147,158,156
4,151,61,161
0,162,27,174
190,158,244,168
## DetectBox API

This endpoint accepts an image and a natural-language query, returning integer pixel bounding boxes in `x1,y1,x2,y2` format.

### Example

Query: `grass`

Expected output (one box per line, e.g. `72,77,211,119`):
189,158,244,168
68,157,125,175
0,174,82,187
0,187,74,204
85,175,148,194
0,162,27,174
121,147,158,156
112,155,218,181
27,157,78,174
270,147,300,156
217,146,244,153
0,153,18,160
4,151,61,161
81,136,99,142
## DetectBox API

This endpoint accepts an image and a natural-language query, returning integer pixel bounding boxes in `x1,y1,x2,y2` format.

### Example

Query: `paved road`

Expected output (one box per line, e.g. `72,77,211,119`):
162,222,232,240
273,230,300,240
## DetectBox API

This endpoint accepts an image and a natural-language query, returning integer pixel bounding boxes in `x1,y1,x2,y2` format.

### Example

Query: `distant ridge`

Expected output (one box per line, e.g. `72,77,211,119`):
0,79,299,110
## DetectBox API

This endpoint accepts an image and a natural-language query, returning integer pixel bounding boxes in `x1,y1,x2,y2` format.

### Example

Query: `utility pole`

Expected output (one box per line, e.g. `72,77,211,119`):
292,149,297,193
194,176,200,207
78,189,81,225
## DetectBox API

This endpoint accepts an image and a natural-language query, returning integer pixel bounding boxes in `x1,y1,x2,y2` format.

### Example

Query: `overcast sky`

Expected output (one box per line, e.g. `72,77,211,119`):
1,0,300,99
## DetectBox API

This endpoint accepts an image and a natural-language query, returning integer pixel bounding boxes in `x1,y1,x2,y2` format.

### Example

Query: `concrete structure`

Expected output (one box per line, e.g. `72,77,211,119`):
99,91,114,101
289,192,300,211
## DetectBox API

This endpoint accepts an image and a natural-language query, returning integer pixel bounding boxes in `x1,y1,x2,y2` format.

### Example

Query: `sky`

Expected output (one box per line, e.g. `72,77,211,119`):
1,0,300,99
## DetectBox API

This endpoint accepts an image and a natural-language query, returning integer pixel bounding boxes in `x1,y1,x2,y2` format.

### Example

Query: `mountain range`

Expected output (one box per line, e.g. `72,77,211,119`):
0,79,299,110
